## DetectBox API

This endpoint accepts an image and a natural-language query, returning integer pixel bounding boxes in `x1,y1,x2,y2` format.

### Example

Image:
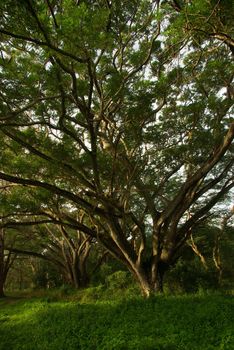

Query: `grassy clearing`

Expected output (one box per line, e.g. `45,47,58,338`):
0,288,233,350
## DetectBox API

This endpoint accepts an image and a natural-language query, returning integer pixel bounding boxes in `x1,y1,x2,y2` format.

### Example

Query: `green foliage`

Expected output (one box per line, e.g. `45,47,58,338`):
105,270,131,289
163,222,234,294
0,293,233,349
166,258,218,294
32,261,64,289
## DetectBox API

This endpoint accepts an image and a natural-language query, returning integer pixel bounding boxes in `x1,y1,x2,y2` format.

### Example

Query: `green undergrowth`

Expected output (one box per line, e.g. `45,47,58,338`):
0,288,233,350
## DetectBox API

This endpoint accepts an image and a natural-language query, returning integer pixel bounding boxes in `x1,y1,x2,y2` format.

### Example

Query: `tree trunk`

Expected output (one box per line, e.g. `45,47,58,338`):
153,261,169,293
0,229,6,298
0,275,5,298
78,260,89,288
68,253,89,289
134,260,169,297
129,265,152,297
136,270,152,297
131,261,169,298
71,255,80,288
154,265,165,293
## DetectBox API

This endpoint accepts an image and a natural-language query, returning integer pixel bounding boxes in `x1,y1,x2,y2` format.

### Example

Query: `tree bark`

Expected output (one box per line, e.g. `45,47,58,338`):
0,228,6,297
78,260,89,288
152,259,169,293
131,260,169,297
0,268,5,298
0,276,5,298
213,209,233,286
134,267,152,298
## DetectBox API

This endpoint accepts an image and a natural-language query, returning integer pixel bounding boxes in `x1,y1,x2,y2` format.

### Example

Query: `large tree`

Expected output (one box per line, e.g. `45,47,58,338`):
0,0,233,296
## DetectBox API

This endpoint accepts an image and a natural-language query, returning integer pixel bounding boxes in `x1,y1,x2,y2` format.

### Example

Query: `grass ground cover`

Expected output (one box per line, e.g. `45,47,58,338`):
0,290,233,350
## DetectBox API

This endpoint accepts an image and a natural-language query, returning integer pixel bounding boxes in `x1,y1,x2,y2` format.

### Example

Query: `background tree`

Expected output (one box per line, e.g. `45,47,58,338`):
212,206,234,286
0,0,233,296
165,207,234,293
1,208,95,290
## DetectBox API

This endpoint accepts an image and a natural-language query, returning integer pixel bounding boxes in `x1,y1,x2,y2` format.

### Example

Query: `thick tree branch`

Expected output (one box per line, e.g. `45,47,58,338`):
158,122,234,226
178,180,234,239
1,127,95,190
0,171,106,217
0,29,87,64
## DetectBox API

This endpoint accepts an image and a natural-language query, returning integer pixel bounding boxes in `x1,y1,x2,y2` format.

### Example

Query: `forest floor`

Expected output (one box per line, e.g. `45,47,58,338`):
0,287,233,350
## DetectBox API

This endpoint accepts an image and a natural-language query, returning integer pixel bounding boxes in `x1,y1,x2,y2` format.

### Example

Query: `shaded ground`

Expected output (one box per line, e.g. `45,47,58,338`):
0,296,25,306
0,292,233,350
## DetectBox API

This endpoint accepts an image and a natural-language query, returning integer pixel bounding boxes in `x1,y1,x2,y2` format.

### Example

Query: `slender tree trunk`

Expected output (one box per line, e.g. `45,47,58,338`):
213,210,233,286
0,229,6,298
0,274,5,298
78,260,89,288
71,253,80,288
153,264,166,293
69,253,89,289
